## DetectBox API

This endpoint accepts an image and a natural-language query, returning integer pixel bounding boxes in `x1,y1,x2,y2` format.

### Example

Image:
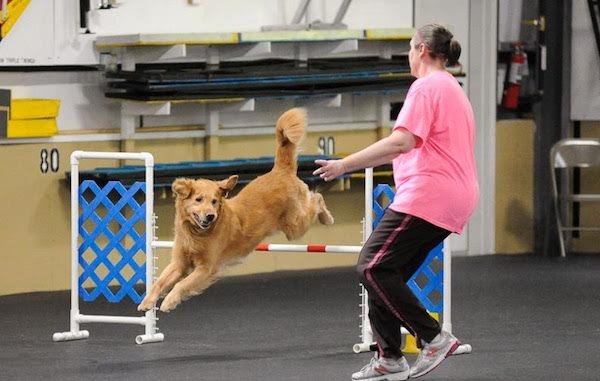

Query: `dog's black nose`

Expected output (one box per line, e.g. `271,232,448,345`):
205,214,215,222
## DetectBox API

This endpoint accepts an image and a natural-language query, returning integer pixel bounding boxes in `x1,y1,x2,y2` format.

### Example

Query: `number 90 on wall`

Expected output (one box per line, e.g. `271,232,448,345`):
40,148,59,174
318,136,335,156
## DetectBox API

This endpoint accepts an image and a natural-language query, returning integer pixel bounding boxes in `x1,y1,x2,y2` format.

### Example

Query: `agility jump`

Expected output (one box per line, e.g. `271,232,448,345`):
53,151,471,356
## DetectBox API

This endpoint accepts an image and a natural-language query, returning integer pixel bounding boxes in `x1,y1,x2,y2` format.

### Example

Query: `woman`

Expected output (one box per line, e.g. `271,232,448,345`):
313,24,479,381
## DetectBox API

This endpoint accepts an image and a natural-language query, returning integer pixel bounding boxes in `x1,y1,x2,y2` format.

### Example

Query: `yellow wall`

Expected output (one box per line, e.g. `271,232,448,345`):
494,120,600,254
3,119,596,296
0,141,119,296
495,119,535,254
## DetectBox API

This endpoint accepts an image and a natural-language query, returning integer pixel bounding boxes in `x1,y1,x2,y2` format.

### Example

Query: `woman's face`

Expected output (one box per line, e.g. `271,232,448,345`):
408,35,423,77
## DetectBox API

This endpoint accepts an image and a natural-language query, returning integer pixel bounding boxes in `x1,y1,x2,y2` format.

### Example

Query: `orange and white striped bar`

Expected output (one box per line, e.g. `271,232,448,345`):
255,243,362,253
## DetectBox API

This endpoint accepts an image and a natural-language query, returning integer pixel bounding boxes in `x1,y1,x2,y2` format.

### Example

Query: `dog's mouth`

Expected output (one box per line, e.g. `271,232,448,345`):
192,212,215,230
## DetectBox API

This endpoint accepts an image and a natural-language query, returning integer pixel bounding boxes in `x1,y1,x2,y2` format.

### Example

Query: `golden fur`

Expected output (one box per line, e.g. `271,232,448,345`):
138,108,334,313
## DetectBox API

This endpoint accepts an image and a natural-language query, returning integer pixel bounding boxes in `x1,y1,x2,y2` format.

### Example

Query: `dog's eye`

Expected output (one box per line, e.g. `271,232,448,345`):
195,196,203,202
211,199,218,205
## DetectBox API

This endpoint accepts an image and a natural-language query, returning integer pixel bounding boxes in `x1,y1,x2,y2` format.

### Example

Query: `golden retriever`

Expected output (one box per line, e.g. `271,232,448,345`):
138,108,334,313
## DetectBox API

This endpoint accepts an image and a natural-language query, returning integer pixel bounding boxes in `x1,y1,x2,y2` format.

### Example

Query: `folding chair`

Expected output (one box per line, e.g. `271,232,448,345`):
550,138,600,257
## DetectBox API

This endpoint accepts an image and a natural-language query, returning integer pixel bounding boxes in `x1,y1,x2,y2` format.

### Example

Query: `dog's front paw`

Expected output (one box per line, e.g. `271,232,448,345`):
137,298,155,312
159,295,180,313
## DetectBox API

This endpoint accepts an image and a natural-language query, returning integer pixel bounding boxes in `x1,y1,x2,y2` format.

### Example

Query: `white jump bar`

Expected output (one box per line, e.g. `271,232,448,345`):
153,240,175,248
152,241,362,254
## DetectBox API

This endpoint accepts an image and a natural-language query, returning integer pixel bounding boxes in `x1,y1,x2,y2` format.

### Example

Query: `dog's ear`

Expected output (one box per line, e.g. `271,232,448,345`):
218,175,238,197
172,178,193,199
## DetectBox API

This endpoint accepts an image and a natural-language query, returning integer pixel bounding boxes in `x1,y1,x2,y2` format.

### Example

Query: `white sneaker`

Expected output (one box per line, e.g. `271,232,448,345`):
409,331,461,378
351,355,410,381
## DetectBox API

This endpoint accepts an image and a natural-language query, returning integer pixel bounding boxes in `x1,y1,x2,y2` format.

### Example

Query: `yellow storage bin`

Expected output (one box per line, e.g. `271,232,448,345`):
10,99,60,120
402,312,439,354
7,118,57,138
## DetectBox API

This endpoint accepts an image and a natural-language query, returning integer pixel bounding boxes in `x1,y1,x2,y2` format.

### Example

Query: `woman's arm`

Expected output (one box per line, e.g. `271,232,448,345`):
313,128,417,181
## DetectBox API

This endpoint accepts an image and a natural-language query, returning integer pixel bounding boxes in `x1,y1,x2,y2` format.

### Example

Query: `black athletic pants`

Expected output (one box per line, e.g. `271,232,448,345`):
356,209,451,358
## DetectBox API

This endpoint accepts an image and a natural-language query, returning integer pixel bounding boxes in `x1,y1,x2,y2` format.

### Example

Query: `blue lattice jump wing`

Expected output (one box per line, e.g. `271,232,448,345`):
78,180,147,303
373,184,396,228
373,184,444,313
406,243,443,312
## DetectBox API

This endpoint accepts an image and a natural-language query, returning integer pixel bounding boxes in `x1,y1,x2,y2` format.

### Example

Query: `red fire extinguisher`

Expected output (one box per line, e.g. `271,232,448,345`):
502,43,527,109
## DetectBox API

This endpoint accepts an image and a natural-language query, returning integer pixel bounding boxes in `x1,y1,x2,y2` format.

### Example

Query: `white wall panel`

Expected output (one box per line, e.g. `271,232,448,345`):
0,0,412,66
415,0,497,256
321,0,412,29
87,0,412,35
414,0,470,93
0,71,120,131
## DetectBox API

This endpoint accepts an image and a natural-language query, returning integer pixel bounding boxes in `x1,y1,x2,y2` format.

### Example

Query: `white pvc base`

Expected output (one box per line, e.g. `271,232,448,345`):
52,330,90,342
135,333,165,344
52,330,164,345
353,340,472,355
352,342,374,353
53,313,163,344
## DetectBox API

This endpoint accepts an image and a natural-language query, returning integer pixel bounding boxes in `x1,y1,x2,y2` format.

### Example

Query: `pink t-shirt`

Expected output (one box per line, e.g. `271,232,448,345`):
390,70,479,233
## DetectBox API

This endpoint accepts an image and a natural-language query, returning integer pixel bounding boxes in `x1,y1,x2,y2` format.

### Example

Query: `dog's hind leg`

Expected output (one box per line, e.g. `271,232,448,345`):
314,192,334,225
281,206,314,241
138,261,186,312
159,265,218,313
281,192,332,240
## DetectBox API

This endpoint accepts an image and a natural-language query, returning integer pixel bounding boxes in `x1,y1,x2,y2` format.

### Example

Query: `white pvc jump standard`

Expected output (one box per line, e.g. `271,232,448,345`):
53,151,164,345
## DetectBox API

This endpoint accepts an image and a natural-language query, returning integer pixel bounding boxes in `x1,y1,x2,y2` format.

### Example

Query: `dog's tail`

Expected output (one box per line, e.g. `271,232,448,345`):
274,107,306,171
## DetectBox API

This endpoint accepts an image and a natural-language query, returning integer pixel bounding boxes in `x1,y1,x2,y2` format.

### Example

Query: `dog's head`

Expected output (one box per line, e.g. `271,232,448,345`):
172,175,238,231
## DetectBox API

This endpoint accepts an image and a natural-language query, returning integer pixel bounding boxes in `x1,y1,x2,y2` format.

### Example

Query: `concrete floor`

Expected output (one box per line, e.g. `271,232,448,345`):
1,254,600,380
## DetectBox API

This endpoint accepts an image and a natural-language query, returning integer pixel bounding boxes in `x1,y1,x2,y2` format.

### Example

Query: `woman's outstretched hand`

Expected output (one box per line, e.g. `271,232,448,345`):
313,159,346,182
